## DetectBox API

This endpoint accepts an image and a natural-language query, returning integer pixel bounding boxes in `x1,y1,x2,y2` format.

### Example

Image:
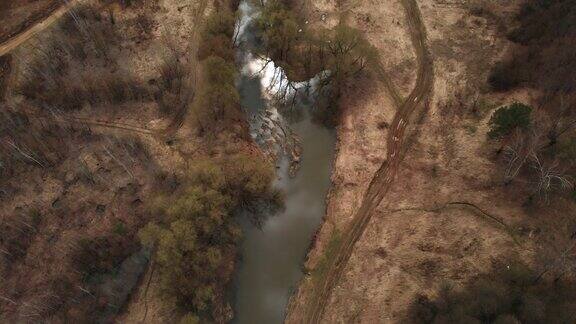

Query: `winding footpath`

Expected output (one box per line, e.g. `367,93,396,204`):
304,0,434,322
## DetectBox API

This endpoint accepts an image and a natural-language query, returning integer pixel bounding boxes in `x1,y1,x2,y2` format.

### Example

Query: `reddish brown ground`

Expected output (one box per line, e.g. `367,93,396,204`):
287,0,576,322
0,0,239,322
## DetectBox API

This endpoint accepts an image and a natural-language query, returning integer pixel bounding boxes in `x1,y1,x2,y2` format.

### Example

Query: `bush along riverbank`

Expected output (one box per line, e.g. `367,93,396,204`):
254,0,379,126
137,2,282,323
139,155,280,323
138,0,380,322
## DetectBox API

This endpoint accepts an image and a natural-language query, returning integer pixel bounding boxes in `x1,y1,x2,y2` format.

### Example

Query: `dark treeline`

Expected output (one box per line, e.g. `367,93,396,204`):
489,0,576,95
18,3,154,112
408,261,576,323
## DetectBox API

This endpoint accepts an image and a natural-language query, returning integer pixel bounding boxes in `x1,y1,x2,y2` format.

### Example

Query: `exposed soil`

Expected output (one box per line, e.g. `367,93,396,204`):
295,0,435,322
0,0,62,44
287,0,576,322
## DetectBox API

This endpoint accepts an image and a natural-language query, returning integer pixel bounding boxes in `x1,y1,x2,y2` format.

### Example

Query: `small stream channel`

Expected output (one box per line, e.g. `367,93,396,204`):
232,1,336,323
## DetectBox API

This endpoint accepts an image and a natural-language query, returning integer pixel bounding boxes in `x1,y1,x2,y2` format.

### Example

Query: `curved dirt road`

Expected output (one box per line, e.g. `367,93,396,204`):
0,1,77,57
303,0,434,322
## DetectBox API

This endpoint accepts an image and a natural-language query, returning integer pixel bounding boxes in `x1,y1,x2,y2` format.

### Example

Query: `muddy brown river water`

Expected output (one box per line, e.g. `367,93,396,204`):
232,1,336,323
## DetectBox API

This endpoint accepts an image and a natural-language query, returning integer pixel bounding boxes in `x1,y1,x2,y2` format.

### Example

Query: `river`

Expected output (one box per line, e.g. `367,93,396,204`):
232,1,336,323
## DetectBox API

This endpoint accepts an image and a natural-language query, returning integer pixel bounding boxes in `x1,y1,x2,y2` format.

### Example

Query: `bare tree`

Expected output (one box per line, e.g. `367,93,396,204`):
503,129,538,182
500,122,574,203
544,95,576,147
530,153,573,202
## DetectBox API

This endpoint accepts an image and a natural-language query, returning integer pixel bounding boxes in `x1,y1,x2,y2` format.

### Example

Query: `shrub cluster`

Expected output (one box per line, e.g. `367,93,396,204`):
18,4,151,111
408,262,576,323
198,9,236,61
70,235,137,281
487,102,532,139
139,155,278,321
256,0,378,125
0,55,11,100
154,54,191,117
194,7,244,135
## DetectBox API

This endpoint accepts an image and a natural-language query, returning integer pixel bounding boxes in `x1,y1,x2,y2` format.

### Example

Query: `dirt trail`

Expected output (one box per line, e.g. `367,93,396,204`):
16,103,156,135
162,0,208,137
63,116,156,134
72,0,210,138
303,0,434,322
0,1,78,57
1,0,209,139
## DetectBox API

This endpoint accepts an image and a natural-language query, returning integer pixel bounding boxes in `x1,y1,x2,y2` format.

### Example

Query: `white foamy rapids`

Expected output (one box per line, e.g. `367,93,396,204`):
243,54,329,101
